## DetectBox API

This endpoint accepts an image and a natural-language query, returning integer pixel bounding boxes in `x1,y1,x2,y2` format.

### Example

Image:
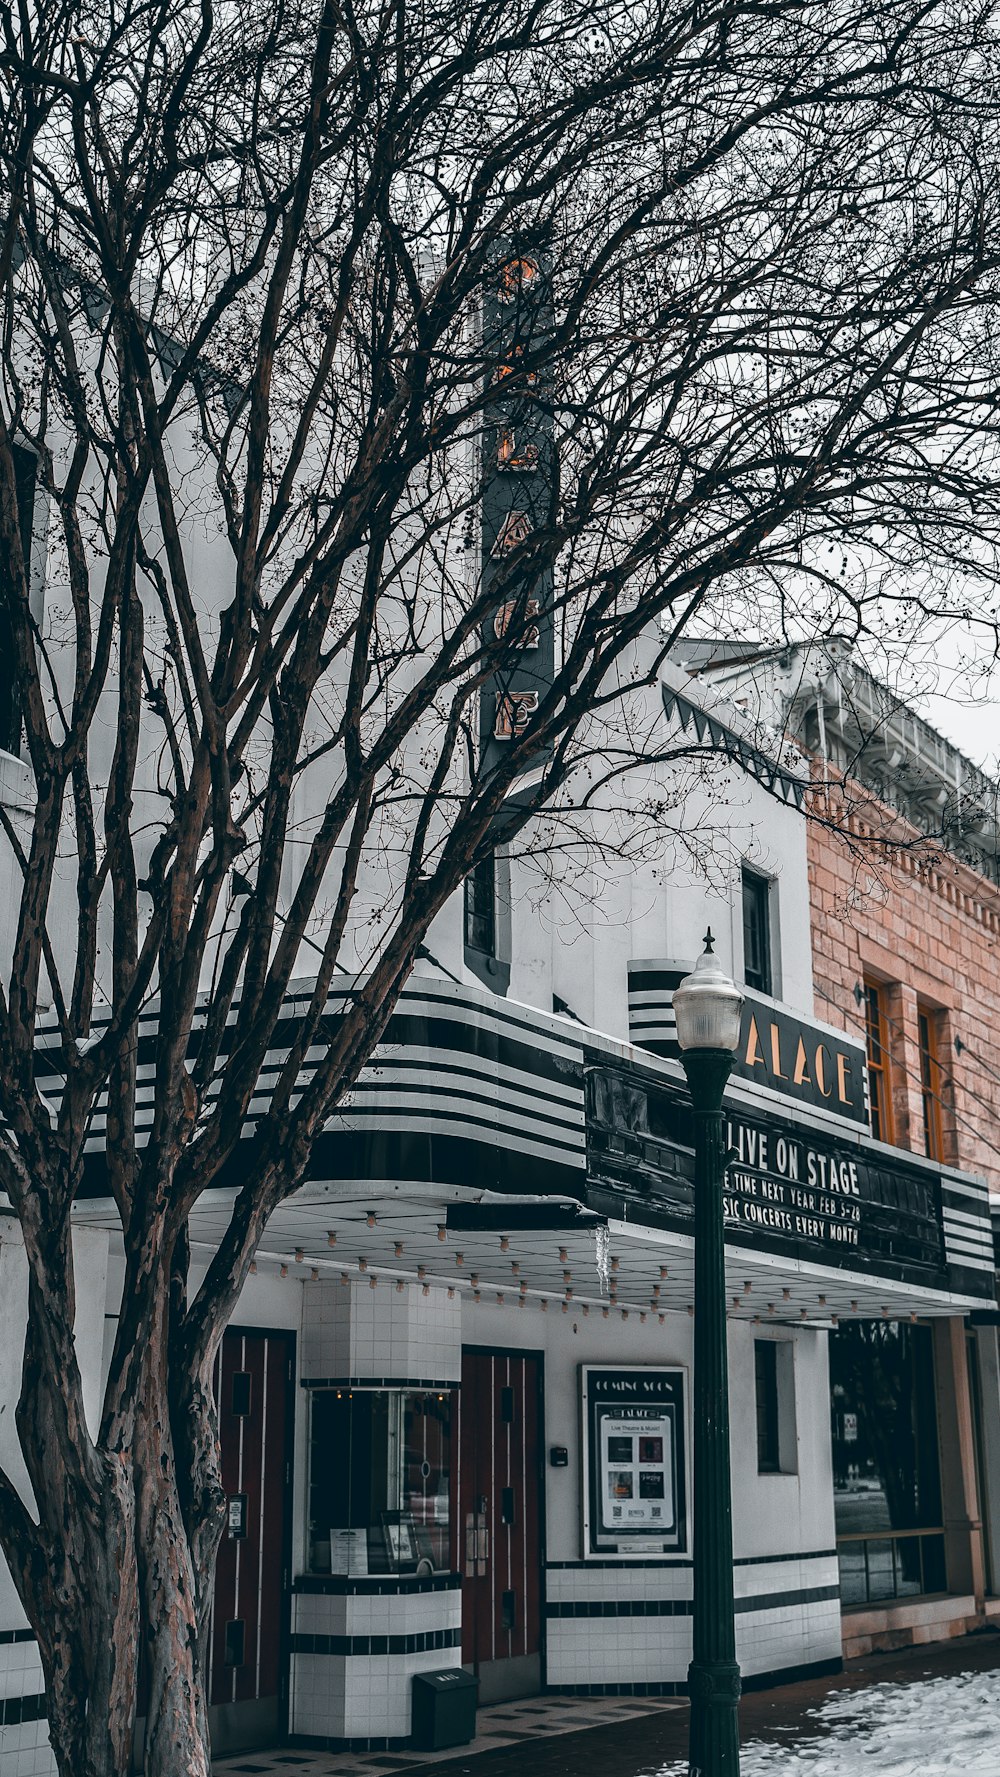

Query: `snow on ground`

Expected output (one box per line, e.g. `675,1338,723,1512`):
656,1667,1000,1776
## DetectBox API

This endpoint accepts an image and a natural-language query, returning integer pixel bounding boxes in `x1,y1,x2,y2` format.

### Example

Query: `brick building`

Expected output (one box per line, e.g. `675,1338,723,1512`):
678,638,1000,1659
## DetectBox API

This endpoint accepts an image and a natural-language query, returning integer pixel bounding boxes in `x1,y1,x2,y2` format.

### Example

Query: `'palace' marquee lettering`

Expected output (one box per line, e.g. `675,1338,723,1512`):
742,1013,856,1111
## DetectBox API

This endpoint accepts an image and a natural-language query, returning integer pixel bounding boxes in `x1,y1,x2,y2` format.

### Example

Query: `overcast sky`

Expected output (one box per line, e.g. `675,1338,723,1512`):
864,619,1000,782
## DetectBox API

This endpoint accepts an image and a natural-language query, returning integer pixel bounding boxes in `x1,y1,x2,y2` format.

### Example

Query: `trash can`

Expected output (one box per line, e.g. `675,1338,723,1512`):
411,1667,478,1750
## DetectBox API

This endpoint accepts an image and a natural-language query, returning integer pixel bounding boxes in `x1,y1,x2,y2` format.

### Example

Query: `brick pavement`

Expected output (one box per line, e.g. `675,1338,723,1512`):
215,1629,1000,1777
411,1631,1000,1777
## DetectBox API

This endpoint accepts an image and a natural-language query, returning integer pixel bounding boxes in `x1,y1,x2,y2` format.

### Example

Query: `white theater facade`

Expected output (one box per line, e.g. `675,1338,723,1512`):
2,668,998,1770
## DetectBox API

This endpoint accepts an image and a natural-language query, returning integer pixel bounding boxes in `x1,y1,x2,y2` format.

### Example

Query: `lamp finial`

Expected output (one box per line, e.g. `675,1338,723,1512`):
703,927,715,955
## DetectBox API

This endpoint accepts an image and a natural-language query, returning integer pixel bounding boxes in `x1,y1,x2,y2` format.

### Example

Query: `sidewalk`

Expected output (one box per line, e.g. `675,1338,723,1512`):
214,1630,1000,1777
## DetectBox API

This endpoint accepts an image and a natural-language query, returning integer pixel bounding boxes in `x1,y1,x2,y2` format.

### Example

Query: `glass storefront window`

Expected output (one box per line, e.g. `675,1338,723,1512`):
830,1320,945,1606
308,1389,452,1577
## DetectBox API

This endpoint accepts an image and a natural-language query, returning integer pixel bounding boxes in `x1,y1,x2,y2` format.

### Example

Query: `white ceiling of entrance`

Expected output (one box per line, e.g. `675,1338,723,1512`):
73,1183,981,1325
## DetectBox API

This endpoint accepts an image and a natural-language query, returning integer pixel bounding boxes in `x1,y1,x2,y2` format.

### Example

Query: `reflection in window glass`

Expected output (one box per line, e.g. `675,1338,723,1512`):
308,1389,451,1576
830,1321,944,1605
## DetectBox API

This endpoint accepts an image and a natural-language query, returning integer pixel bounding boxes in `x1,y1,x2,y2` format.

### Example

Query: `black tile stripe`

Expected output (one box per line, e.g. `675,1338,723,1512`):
942,1213,993,1236
0,1692,46,1726
547,1681,684,1697
627,967,685,994
41,990,586,1110
0,1627,36,1646
547,1557,694,1570
327,1103,582,1157
547,1600,691,1618
741,1582,841,1612
734,1547,837,1567
288,1733,414,1752
547,1656,843,1697
346,1071,581,1128
300,1376,457,1391
941,1188,992,1219
290,1627,461,1656
546,1583,840,1618
80,1088,586,1166
547,1549,835,1571
293,1572,461,1595
286,1099,582,1160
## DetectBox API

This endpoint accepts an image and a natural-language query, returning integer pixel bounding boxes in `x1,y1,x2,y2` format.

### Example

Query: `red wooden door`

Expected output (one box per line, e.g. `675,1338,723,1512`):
455,1350,543,1703
209,1328,294,1750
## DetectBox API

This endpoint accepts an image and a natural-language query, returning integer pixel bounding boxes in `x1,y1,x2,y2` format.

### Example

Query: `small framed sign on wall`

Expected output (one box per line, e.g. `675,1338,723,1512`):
581,1366,687,1557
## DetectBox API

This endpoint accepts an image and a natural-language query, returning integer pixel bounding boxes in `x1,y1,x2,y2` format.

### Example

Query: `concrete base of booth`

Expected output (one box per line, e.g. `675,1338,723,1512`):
842,1593,980,1659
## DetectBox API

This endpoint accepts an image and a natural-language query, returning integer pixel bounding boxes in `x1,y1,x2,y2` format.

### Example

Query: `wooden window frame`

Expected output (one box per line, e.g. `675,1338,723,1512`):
863,976,895,1146
917,1004,945,1163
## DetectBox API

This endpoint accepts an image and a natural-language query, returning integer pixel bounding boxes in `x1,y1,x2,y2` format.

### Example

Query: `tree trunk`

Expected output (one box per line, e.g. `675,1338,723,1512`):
134,1275,221,1777
11,1288,139,1777
20,1456,138,1777
9,1269,223,1777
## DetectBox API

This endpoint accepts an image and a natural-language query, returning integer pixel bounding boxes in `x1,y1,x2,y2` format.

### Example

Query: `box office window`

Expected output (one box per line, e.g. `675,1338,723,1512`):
308,1388,451,1576
830,1320,945,1607
741,866,773,997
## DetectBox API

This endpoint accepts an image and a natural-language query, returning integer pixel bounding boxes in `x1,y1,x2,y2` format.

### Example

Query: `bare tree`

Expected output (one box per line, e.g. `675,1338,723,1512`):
2,1,1000,1771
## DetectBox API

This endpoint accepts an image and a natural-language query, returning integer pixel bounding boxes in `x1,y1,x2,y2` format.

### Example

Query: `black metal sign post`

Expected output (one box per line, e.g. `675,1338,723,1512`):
682,1048,741,1777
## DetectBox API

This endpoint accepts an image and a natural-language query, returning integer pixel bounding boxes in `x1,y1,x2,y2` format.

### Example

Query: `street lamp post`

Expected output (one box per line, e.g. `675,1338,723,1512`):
672,930,745,1777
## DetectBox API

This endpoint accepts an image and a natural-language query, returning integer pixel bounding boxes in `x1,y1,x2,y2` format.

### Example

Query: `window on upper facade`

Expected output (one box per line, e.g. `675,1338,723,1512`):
464,851,496,958
917,1004,945,1163
754,1339,796,1475
0,443,36,757
754,1340,780,1472
741,866,773,996
863,976,895,1145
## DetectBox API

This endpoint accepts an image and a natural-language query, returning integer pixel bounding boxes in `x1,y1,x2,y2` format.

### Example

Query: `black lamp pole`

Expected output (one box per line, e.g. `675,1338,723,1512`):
682,1043,741,1777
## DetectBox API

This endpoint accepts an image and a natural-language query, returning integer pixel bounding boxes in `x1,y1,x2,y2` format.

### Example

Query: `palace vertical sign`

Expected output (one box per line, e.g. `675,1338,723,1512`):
478,245,556,778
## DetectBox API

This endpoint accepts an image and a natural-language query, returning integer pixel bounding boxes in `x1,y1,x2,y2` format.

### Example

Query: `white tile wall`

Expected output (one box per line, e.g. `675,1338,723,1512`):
546,1565,692,1604
545,1592,841,1689
290,1650,347,1738
300,1281,462,1382
0,1642,44,1704
290,1642,462,1741
292,1586,461,1638
546,1616,692,1686
0,1718,55,1777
